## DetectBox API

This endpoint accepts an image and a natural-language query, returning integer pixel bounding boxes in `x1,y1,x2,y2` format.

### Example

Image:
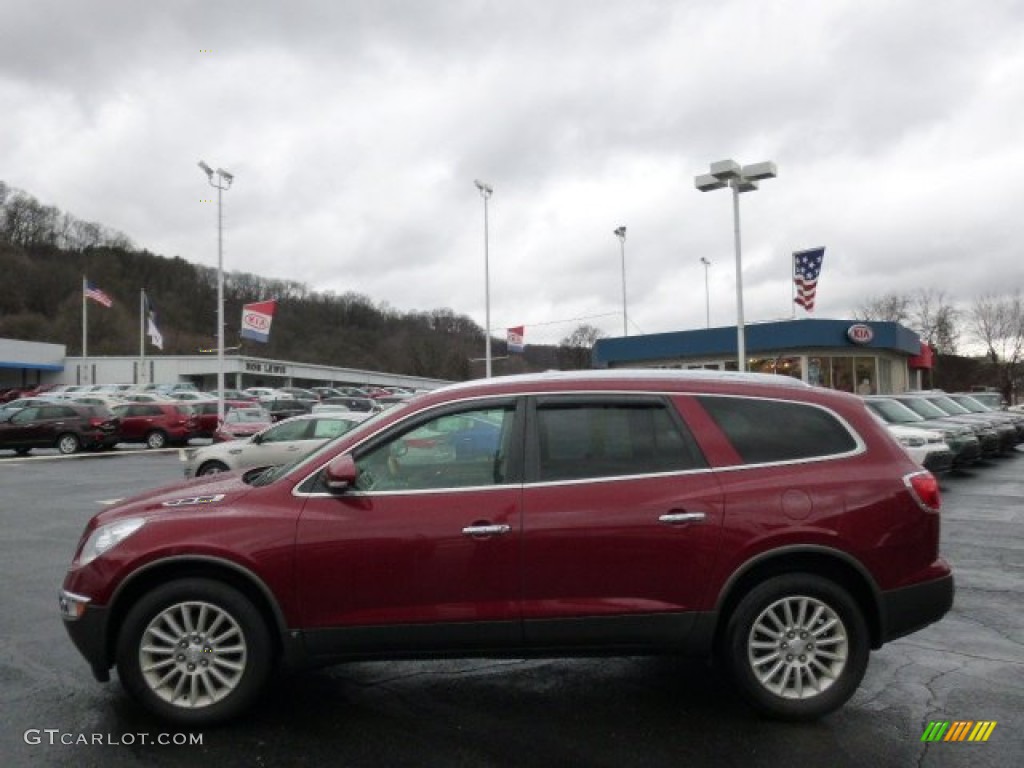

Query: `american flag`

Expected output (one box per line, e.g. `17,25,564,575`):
83,279,113,308
793,247,825,311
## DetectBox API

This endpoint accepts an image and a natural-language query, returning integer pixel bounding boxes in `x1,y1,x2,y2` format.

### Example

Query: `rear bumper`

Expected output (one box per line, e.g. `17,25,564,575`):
879,568,954,644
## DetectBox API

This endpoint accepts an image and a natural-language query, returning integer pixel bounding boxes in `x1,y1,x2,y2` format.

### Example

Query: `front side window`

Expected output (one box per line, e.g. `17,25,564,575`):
263,419,312,442
698,396,857,464
534,400,703,482
354,405,516,492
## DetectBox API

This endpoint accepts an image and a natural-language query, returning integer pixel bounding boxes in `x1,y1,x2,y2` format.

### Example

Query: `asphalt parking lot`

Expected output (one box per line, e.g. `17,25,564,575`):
0,447,1020,767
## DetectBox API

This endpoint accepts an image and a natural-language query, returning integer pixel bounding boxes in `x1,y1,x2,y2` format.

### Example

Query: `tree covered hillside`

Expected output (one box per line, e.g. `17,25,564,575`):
0,182,574,380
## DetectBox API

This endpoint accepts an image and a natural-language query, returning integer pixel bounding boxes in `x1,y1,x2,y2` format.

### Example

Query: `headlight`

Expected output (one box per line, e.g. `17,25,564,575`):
898,436,926,447
78,518,146,566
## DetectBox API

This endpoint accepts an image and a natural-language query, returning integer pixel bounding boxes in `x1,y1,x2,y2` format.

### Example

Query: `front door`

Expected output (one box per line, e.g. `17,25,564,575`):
294,399,524,657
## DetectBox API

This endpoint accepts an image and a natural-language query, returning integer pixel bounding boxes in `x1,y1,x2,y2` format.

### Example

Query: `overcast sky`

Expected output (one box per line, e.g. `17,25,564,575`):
2,0,1022,346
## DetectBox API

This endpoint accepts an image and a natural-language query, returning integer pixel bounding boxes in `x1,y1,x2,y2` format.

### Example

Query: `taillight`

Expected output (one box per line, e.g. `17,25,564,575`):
904,470,941,513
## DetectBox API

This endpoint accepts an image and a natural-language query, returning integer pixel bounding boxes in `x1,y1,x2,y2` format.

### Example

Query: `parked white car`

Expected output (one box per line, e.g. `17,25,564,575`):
180,412,369,478
885,423,954,474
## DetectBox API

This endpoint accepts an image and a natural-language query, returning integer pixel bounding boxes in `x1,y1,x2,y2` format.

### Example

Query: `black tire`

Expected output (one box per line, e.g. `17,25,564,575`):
198,460,230,476
14,447,31,456
115,578,272,726
724,573,869,721
145,430,168,449
56,433,80,455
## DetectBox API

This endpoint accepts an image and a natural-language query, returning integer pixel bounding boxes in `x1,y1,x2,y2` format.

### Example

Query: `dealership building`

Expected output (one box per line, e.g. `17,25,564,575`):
592,318,934,395
0,337,450,393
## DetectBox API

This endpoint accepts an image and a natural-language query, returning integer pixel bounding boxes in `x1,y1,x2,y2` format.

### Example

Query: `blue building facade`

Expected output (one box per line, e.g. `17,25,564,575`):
592,319,929,395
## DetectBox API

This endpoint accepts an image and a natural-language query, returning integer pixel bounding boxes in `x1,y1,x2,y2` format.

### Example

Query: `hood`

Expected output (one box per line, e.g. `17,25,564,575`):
93,471,255,525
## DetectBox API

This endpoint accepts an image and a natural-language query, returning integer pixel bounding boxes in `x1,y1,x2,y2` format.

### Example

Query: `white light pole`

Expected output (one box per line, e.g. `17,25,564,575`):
695,159,776,372
700,256,711,328
474,179,493,378
199,161,234,422
614,226,627,336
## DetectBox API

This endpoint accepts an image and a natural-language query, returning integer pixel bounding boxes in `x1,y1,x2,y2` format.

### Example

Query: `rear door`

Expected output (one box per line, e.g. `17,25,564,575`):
520,394,724,648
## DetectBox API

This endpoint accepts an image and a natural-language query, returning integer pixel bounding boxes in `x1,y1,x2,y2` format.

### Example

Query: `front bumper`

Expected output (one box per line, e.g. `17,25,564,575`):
879,569,954,644
922,448,955,475
59,589,112,682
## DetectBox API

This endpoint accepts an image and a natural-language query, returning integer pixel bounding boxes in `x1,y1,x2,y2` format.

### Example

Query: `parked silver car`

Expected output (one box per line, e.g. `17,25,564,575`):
180,412,369,478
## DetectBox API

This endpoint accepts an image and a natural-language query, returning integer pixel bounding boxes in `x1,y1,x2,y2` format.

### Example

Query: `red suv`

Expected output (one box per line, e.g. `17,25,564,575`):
110,403,197,449
59,371,953,725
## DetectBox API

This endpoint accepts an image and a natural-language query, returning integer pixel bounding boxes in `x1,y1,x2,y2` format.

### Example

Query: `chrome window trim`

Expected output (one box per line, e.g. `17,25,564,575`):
289,388,867,498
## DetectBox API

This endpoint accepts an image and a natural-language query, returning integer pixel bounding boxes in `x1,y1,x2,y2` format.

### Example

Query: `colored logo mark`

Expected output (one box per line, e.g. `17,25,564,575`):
921,721,997,742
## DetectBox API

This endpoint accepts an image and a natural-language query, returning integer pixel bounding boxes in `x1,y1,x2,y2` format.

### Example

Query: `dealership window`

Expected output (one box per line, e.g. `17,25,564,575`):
830,358,855,393
855,357,877,396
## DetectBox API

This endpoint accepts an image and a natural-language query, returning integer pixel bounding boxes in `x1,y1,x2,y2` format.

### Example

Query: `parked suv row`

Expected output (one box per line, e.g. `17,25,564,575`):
60,371,953,726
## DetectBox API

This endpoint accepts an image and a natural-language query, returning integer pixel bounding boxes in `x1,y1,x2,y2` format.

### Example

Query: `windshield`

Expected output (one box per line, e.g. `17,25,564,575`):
928,396,970,415
865,399,925,425
896,397,949,420
247,401,412,487
948,395,987,413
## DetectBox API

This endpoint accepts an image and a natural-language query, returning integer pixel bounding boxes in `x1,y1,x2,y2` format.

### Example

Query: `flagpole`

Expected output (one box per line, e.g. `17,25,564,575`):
140,290,146,386
82,276,88,384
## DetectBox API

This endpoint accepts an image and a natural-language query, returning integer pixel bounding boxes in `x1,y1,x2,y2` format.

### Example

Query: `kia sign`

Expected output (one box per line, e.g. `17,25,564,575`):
847,324,874,345
241,299,278,343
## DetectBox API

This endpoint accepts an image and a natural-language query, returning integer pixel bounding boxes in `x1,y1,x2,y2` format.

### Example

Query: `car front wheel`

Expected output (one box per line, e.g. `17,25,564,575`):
145,430,168,449
116,578,272,725
724,573,869,721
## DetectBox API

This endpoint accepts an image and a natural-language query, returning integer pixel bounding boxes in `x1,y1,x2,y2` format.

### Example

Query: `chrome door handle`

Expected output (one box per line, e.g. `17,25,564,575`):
462,524,511,536
658,512,706,525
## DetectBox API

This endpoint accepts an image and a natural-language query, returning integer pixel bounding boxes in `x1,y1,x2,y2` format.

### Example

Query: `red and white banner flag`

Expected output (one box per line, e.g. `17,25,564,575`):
241,299,278,343
507,326,525,354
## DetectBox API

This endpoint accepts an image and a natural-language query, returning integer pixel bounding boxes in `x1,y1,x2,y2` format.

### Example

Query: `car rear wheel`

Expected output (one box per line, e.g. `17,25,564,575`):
56,433,80,455
724,573,869,720
15,447,31,456
116,578,272,726
198,460,229,476
145,430,168,449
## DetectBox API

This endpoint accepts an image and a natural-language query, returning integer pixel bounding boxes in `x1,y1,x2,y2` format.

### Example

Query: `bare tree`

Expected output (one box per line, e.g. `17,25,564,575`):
910,288,960,355
559,324,605,370
855,293,911,323
967,292,1023,403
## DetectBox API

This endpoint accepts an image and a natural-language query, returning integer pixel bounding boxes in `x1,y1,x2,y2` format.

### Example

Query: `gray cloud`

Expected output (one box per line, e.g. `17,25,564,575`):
2,0,1022,347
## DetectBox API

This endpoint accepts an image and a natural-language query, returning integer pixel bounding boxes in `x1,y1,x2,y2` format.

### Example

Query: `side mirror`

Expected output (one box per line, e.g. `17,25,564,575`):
325,454,358,492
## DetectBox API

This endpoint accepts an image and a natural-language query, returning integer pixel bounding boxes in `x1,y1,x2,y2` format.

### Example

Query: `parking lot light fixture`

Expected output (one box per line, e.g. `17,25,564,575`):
474,179,494,378
695,159,777,372
613,226,628,336
199,161,234,422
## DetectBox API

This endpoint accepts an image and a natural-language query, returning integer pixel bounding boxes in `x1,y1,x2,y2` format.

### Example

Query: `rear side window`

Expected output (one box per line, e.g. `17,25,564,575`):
535,400,704,481
697,396,857,464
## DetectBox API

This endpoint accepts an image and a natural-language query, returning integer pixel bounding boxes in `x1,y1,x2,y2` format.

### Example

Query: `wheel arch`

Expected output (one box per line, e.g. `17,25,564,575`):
712,546,884,651
104,556,291,670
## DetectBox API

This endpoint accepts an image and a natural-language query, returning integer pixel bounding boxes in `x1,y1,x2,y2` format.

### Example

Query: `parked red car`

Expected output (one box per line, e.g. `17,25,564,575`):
0,402,119,455
109,402,197,448
60,371,953,725
211,406,274,442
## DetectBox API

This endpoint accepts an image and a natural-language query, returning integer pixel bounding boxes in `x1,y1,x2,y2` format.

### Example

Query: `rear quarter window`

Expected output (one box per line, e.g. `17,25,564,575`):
697,396,858,464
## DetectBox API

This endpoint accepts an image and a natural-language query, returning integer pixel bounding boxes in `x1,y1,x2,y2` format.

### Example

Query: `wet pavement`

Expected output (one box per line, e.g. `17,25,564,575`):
1,448,1020,767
